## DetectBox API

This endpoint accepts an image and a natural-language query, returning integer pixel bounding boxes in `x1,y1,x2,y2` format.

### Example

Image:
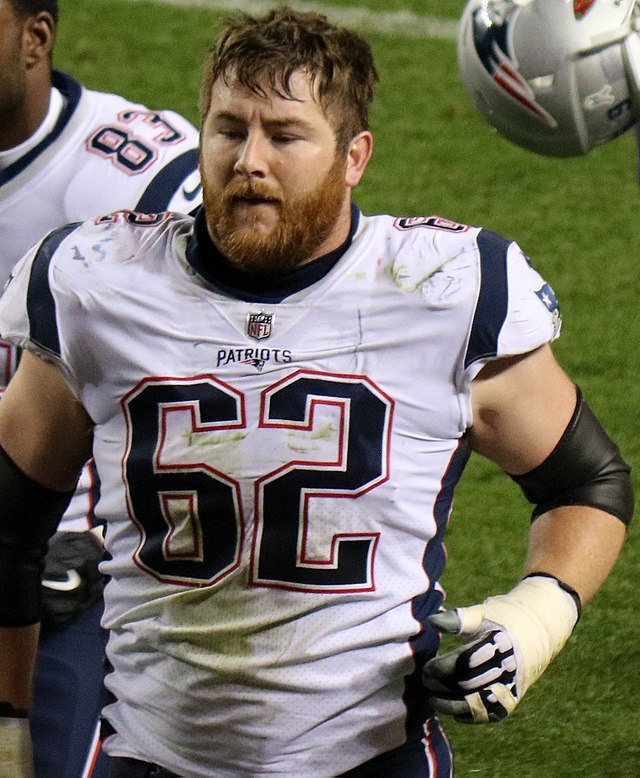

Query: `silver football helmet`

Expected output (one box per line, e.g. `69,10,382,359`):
457,0,640,156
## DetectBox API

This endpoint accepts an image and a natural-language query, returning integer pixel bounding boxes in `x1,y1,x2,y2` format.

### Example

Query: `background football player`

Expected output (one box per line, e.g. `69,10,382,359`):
0,1,201,775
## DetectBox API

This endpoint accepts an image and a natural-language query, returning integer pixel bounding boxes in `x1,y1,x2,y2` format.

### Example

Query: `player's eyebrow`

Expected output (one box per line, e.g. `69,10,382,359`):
212,111,315,132
264,117,315,133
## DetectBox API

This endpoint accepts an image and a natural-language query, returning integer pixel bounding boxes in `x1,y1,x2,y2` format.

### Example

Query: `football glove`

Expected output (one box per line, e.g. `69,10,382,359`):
422,575,581,723
0,715,33,777
41,530,105,629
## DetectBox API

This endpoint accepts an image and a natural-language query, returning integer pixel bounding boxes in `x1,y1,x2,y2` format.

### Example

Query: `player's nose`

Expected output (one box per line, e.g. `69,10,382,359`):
233,130,270,178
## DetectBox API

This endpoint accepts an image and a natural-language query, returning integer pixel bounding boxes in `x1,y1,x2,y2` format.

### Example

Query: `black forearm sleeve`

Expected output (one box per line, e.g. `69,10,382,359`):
0,443,74,626
510,387,634,525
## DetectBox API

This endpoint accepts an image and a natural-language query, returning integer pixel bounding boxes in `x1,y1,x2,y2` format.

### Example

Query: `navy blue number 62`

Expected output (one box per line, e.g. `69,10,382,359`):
123,371,393,593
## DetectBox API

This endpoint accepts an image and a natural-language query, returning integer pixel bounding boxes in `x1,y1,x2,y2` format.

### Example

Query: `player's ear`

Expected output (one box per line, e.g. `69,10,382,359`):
23,12,56,69
345,131,373,189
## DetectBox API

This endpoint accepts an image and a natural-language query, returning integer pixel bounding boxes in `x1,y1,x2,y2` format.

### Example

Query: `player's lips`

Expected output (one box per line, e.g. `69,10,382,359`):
233,195,280,206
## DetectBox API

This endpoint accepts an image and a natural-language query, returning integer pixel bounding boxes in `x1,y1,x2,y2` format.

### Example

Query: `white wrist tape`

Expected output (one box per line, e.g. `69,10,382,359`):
0,717,33,777
455,575,580,698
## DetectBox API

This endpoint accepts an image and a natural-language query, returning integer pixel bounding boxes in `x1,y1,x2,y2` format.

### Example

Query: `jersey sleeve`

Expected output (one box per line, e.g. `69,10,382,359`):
498,242,561,356
462,229,561,382
0,247,36,351
64,97,203,221
0,223,84,397
130,109,202,216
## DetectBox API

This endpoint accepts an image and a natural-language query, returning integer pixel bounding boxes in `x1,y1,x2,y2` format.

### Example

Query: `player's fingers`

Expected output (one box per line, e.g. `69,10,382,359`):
424,631,513,686
428,694,472,719
467,684,518,723
457,631,517,691
427,609,462,634
431,684,517,725
465,691,490,723
422,649,460,685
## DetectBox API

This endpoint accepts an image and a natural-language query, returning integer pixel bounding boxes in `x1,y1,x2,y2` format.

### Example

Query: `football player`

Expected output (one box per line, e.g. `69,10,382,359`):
0,6,633,777
457,0,640,170
0,0,201,775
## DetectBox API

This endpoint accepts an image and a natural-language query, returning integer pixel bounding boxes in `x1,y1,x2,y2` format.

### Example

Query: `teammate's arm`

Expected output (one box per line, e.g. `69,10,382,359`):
423,344,632,722
0,350,92,493
0,352,92,773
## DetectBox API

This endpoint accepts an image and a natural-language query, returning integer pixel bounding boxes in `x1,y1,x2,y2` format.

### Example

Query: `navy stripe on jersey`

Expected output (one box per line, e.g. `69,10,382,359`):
423,439,470,591
0,72,82,187
464,229,510,369
339,721,452,777
26,222,81,357
134,149,199,214
403,439,471,735
86,458,103,530
423,717,453,778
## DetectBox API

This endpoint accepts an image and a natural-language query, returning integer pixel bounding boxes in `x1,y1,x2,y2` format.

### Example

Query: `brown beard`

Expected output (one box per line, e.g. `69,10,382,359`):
202,155,348,275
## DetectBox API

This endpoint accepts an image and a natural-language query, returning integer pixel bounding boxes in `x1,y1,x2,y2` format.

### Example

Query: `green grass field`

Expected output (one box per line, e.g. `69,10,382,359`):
55,1,639,775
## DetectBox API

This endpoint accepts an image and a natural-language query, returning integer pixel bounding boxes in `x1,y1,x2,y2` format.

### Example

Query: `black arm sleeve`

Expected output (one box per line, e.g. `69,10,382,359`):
0,443,75,626
510,387,634,525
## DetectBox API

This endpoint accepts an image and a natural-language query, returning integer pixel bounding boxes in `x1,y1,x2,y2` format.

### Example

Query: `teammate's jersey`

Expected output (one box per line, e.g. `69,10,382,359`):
0,208,561,777
0,70,202,530
0,71,201,283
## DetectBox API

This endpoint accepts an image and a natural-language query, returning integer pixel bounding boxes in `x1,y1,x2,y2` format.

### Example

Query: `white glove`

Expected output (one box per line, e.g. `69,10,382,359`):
422,575,581,723
0,716,33,778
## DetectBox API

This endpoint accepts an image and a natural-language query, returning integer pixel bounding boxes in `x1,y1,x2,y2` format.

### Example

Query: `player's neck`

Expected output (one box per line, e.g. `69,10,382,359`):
187,204,361,303
0,73,53,151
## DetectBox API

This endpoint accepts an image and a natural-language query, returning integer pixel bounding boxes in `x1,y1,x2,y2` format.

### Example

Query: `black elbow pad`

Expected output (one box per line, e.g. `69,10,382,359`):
0,444,75,626
510,388,634,525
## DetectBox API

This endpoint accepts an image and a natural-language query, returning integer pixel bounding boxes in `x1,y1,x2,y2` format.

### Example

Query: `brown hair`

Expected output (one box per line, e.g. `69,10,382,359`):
199,5,378,151
11,0,58,22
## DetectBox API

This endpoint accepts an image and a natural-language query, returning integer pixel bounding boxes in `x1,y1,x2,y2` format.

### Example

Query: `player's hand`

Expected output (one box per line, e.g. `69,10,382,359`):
40,530,105,628
422,575,580,723
0,716,33,777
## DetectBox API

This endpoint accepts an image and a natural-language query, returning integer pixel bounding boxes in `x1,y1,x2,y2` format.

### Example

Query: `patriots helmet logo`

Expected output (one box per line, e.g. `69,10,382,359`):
471,4,558,128
242,357,267,372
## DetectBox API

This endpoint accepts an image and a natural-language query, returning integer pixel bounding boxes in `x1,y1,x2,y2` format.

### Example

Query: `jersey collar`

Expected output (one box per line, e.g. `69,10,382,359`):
185,203,360,303
0,71,82,187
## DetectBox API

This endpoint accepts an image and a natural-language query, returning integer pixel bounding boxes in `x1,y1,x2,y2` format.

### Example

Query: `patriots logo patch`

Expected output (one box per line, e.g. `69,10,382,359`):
242,358,266,372
471,7,558,128
535,282,561,336
535,283,559,313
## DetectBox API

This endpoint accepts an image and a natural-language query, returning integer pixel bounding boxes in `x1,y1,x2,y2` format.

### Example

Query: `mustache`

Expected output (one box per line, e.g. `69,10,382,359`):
223,180,283,204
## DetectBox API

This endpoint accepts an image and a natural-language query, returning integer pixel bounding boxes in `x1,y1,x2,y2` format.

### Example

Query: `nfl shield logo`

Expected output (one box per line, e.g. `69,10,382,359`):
247,311,273,340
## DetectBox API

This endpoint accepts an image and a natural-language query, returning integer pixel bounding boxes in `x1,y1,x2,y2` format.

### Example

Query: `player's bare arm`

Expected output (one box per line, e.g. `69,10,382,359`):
0,352,92,702
469,343,627,601
469,344,575,475
423,343,632,723
0,351,92,490
0,352,91,773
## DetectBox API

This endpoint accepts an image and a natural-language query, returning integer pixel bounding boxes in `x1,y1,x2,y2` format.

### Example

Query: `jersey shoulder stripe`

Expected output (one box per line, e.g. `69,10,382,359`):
26,222,82,358
464,228,510,369
134,148,199,213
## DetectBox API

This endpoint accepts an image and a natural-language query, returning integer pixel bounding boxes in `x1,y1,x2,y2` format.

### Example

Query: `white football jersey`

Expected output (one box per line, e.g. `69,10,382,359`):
0,208,561,776
0,70,202,530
